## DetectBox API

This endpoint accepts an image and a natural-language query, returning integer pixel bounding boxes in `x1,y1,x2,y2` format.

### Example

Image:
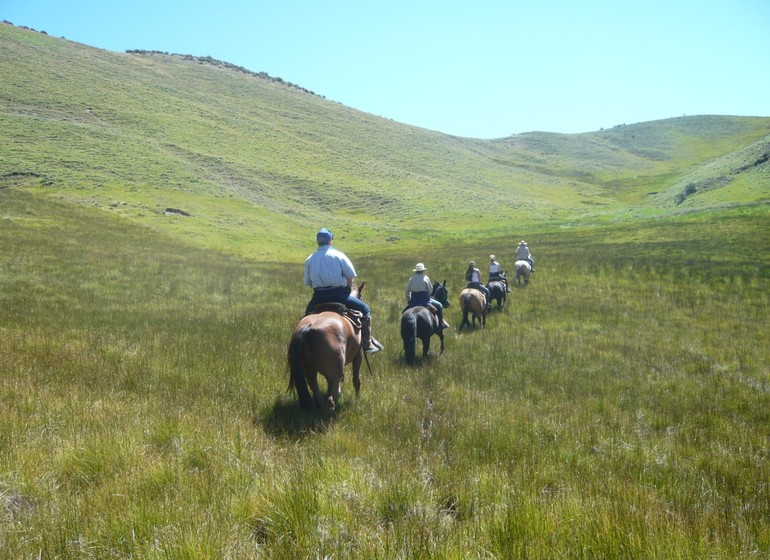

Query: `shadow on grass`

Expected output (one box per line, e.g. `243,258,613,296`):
258,397,329,438
258,393,359,438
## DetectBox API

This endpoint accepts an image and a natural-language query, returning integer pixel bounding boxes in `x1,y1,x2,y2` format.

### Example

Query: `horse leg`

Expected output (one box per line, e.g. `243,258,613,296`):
437,330,445,354
305,370,325,412
320,369,342,419
352,352,362,397
422,334,431,360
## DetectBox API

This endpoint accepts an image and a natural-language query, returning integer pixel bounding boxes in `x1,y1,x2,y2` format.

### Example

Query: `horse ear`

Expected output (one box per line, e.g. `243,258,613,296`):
358,281,365,294
443,279,447,285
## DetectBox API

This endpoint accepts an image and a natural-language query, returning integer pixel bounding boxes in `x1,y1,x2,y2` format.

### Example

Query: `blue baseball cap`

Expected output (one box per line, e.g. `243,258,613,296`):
316,228,334,242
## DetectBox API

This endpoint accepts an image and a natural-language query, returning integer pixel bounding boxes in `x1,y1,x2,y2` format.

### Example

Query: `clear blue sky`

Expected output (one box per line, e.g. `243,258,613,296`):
4,0,769,138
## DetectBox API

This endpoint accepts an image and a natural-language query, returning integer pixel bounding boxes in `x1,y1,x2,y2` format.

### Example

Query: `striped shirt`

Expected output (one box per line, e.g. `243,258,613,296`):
304,245,357,289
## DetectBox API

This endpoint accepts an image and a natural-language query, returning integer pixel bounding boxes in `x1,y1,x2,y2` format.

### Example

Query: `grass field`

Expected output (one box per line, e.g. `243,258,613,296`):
2,187,768,558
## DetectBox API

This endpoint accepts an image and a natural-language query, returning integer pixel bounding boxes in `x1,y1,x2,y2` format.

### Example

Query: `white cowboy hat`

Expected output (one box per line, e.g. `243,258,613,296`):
413,263,427,272
489,254,496,260
519,240,527,245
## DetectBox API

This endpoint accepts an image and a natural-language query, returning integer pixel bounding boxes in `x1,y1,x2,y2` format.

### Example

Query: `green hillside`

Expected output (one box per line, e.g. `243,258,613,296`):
2,22,768,259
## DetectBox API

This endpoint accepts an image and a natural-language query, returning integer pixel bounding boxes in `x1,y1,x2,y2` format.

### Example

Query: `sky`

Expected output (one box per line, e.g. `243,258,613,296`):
4,0,769,139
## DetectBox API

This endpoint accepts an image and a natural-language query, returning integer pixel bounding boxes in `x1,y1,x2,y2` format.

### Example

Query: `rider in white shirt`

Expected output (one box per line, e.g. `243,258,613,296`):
515,241,535,272
465,260,491,308
488,254,510,292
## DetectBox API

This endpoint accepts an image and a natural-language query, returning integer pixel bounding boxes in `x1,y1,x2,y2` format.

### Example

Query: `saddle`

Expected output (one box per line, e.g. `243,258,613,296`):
311,303,363,329
402,303,438,316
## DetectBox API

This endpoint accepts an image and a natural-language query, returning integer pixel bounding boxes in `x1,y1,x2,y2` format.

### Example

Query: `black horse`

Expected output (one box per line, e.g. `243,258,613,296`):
486,280,507,310
401,280,449,364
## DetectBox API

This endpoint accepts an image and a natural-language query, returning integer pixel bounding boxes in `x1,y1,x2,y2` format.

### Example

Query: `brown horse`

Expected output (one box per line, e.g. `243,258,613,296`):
287,283,366,418
459,287,487,330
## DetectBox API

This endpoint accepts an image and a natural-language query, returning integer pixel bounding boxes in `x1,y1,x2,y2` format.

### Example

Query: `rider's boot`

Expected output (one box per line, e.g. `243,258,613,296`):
438,309,450,330
361,316,384,354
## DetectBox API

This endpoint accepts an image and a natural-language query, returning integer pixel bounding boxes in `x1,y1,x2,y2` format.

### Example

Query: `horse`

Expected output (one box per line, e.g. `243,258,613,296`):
287,282,367,419
514,260,531,286
400,280,449,364
459,287,487,330
486,280,507,310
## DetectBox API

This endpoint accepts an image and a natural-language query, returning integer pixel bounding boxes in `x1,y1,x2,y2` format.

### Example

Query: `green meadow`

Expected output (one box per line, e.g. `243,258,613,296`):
2,22,770,558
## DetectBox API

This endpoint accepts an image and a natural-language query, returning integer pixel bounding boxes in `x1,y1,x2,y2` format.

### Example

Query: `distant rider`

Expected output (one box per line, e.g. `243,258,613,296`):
515,240,535,272
488,254,510,292
405,263,449,329
304,227,383,353
465,260,491,309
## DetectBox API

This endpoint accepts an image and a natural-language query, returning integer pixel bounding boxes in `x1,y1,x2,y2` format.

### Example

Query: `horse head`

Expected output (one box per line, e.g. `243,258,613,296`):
432,280,450,307
351,281,365,299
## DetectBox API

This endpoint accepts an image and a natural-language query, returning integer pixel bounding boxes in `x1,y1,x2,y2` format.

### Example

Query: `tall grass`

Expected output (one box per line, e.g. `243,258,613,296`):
1,188,768,558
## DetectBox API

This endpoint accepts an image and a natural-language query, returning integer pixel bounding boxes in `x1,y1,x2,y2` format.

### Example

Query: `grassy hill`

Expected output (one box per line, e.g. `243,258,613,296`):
2,22,769,260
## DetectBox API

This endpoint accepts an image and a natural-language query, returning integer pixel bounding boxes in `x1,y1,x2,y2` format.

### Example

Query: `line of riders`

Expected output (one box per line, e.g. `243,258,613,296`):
304,228,534,354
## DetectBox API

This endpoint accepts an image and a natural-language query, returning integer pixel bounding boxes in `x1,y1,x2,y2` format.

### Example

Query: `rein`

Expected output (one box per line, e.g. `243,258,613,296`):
363,350,373,375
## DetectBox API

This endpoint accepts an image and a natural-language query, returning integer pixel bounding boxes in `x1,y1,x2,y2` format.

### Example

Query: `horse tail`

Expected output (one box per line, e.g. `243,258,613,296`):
401,311,417,364
288,325,314,409
459,293,471,330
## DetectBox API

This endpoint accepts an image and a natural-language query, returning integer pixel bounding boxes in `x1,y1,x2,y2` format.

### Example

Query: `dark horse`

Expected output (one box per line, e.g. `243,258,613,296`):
459,287,487,330
486,280,507,310
288,283,367,419
401,280,449,364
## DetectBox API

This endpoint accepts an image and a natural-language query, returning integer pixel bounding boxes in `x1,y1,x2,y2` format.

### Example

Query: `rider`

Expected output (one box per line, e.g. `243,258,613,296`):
304,227,383,353
465,260,492,309
488,254,510,292
405,263,449,329
515,240,535,272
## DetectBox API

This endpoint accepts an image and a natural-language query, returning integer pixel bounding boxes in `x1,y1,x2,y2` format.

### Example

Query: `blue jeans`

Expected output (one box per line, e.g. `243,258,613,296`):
306,287,370,316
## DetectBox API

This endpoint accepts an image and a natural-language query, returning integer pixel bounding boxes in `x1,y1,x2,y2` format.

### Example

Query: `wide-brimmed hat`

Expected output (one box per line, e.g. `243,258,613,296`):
490,254,496,260
469,260,475,266
413,263,427,272
519,240,527,245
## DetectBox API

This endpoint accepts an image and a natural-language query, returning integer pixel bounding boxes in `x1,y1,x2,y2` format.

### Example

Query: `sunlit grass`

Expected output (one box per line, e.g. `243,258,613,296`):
1,187,768,557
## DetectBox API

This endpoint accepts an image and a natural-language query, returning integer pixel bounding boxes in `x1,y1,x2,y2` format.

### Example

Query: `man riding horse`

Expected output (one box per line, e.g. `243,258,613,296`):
515,240,535,272
304,227,383,353
404,263,449,330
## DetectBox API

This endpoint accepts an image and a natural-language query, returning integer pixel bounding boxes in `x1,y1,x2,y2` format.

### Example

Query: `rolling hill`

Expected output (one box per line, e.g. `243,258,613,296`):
2,22,769,259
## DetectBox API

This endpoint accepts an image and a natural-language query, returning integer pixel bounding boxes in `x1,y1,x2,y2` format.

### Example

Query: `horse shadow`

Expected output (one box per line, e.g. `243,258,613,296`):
259,397,354,437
